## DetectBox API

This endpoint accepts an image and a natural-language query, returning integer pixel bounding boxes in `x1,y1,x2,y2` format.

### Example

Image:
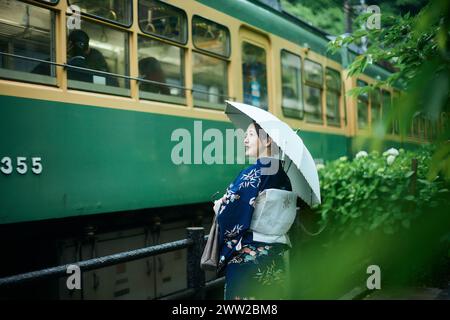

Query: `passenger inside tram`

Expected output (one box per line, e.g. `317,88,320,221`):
67,29,118,86
138,56,170,95
66,29,92,83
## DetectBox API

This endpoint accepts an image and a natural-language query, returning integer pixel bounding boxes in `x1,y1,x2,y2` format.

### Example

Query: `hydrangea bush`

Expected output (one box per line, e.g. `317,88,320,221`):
288,145,450,295
313,145,449,239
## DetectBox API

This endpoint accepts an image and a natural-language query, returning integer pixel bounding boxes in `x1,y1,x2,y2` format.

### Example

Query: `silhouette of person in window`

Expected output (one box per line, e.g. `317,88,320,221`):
67,29,118,86
139,57,170,95
66,29,93,82
28,30,118,87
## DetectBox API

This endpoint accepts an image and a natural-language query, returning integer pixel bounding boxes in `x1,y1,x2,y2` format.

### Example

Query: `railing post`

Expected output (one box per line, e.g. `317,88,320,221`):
186,227,205,300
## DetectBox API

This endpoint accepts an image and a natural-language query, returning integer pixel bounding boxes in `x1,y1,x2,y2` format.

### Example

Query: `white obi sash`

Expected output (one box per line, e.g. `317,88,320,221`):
250,188,298,247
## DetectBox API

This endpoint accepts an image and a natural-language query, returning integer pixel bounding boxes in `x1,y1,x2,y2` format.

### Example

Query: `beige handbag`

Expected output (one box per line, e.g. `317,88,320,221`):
200,217,220,271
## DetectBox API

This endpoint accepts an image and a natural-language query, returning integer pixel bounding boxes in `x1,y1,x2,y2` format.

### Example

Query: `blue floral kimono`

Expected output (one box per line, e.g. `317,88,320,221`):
216,157,292,300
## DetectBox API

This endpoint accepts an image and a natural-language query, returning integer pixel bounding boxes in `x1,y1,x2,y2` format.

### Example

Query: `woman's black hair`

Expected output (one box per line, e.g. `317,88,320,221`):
252,120,277,158
252,120,263,138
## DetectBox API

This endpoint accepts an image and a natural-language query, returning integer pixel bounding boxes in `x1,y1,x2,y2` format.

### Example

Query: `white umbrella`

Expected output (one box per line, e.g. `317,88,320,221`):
225,100,321,206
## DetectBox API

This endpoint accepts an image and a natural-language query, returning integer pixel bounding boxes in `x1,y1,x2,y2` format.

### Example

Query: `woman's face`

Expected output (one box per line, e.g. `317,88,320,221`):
244,123,270,157
244,123,258,157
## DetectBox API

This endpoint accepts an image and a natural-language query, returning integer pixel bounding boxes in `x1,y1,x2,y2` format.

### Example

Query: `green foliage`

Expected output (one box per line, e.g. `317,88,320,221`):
289,146,449,298
281,0,427,36
328,1,450,181
313,145,450,239
280,0,344,35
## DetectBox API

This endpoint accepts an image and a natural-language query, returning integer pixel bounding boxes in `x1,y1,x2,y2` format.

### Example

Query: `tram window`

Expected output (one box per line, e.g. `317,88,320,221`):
356,79,369,130
192,16,230,57
418,116,426,140
428,119,436,141
411,116,417,137
439,112,448,138
192,52,227,109
370,89,382,127
281,50,303,119
138,35,185,102
392,90,400,135
304,87,322,123
424,118,431,140
381,90,393,134
304,59,323,84
138,0,187,44
0,0,56,85
412,112,420,138
408,117,414,137
66,19,129,95
242,42,268,109
427,119,433,140
68,0,132,26
325,68,341,127
304,59,323,123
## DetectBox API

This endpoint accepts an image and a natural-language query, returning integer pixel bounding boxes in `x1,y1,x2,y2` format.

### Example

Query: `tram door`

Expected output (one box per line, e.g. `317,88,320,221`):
240,28,271,111
58,228,157,300
57,221,189,300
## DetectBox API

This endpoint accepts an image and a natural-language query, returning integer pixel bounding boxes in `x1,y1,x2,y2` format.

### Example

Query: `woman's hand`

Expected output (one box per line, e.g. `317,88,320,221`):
213,200,221,216
213,194,227,215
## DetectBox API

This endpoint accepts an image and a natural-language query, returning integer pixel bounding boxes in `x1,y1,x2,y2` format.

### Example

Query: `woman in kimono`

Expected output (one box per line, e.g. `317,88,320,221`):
214,121,294,300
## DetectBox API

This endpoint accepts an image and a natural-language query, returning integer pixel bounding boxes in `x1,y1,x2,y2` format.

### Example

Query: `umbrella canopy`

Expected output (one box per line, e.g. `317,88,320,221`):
225,100,321,206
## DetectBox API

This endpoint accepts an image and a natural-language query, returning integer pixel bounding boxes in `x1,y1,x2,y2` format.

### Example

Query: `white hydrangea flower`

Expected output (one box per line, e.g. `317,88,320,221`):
383,148,399,157
389,148,399,156
386,155,396,165
316,163,325,170
355,151,368,159
339,156,348,162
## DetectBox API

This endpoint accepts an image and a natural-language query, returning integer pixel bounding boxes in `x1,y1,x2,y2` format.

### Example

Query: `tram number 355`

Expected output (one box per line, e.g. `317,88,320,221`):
1,156,43,175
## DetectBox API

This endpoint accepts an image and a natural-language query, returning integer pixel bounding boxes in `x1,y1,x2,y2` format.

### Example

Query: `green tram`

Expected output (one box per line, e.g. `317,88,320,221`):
0,0,439,299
